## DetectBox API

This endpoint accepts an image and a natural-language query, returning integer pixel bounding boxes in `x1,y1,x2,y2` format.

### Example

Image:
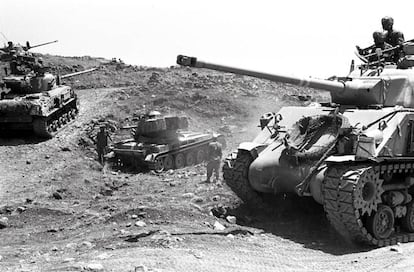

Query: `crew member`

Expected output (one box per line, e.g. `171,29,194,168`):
381,16,405,62
96,125,111,164
205,138,222,183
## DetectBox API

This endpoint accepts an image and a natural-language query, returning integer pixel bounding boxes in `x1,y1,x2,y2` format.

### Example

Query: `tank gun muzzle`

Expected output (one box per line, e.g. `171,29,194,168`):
177,55,199,67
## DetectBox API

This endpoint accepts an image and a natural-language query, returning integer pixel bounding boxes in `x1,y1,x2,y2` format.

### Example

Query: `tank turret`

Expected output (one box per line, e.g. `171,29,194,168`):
176,50,414,247
177,54,414,108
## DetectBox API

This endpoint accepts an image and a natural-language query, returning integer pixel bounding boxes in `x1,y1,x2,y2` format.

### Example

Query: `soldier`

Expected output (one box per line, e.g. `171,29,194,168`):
369,31,393,62
96,125,111,164
205,137,222,183
381,16,404,46
381,16,405,62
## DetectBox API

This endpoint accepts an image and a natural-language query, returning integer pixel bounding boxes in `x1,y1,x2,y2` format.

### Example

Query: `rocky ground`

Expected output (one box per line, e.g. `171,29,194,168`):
1,56,414,272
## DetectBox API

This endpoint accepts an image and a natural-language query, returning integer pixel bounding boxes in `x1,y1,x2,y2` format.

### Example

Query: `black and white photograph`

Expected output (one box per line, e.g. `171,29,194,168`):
1,1,414,271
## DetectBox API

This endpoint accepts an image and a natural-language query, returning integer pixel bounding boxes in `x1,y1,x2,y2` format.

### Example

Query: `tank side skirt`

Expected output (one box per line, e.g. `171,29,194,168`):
323,162,414,246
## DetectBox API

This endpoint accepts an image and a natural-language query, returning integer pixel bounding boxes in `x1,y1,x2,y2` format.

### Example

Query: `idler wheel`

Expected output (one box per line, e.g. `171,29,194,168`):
353,167,384,216
402,201,414,232
367,204,395,240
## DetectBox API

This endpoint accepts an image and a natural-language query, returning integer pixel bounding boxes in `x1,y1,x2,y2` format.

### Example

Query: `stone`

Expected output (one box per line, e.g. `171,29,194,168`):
135,221,147,227
16,206,26,213
131,214,138,219
226,215,237,224
0,217,9,229
52,192,62,200
182,193,195,198
81,241,94,249
191,196,204,203
84,263,104,271
213,221,226,231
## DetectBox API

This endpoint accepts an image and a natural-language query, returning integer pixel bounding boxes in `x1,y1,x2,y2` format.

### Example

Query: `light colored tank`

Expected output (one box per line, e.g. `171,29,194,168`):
177,42,414,247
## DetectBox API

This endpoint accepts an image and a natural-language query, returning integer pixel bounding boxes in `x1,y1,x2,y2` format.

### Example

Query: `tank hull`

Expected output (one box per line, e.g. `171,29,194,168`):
0,86,78,137
112,130,223,172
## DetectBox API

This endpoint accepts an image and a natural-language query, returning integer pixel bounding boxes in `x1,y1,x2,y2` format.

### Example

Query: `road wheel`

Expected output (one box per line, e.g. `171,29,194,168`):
367,204,394,240
164,155,174,170
186,152,196,166
153,157,165,173
402,201,414,232
196,149,206,164
174,153,185,169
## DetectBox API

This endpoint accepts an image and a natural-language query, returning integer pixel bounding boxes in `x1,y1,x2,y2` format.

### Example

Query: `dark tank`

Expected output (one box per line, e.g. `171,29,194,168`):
0,40,95,137
176,40,414,247
112,111,225,172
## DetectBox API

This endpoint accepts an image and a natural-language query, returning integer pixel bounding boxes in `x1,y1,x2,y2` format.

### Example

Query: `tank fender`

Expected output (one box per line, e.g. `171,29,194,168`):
238,142,267,159
309,166,327,204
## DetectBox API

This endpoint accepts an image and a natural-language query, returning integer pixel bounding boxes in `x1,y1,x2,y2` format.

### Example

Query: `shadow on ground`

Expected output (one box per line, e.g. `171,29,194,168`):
0,132,46,146
225,194,374,255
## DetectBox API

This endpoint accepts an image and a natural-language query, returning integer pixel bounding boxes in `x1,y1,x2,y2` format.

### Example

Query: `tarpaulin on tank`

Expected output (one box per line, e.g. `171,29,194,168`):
0,100,34,114
382,75,414,108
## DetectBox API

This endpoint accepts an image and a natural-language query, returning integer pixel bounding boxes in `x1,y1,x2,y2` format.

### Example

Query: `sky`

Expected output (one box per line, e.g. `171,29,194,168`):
1,0,413,78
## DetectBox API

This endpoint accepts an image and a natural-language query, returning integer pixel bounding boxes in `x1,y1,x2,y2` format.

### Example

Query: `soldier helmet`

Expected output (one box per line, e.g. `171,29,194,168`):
381,16,394,29
38,57,43,63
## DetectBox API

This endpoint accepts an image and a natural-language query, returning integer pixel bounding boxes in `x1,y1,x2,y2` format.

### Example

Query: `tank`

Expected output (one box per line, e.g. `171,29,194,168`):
111,113,225,172
0,41,96,137
177,43,414,247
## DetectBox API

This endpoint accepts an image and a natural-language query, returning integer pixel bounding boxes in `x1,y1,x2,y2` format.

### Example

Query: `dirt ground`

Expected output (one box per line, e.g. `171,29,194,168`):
1,59,413,272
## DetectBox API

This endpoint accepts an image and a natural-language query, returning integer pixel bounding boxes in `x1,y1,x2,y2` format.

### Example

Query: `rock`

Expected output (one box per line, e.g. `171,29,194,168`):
191,196,204,203
51,246,58,252
52,192,62,200
16,206,26,213
62,257,75,263
100,187,113,196
0,255,3,261
96,253,111,260
81,241,94,249
45,155,50,159
213,221,226,231
134,265,148,272
126,222,132,227
131,214,138,219
212,195,220,201
182,193,195,199
26,160,31,164
84,263,104,271
226,215,237,224
61,146,71,152
25,198,33,204
135,221,147,227
0,217,9,229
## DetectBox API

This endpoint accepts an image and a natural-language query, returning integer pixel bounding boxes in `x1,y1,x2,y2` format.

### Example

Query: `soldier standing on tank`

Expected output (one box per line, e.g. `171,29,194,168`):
96,125,111,164
205,137,222,183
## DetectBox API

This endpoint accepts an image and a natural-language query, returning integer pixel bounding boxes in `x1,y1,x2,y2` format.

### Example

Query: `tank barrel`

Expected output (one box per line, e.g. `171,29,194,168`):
176,55,378,94
61,68,97,79
28,40,58,50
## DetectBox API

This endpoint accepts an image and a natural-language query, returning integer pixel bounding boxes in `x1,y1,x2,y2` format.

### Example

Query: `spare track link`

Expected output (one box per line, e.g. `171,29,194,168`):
323,163,414,247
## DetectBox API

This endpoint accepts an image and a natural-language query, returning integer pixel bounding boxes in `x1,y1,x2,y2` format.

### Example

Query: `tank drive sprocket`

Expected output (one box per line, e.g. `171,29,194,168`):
322,163,414,246
223,151,264,207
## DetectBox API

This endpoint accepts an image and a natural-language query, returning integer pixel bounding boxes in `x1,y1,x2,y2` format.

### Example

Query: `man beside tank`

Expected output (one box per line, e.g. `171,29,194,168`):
96,125,111,164
205,137,223,183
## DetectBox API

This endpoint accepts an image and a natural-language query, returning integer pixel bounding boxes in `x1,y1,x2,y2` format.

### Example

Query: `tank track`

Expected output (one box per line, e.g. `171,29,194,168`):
223,151,264,207
33,100,78,138
322,162,414,246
